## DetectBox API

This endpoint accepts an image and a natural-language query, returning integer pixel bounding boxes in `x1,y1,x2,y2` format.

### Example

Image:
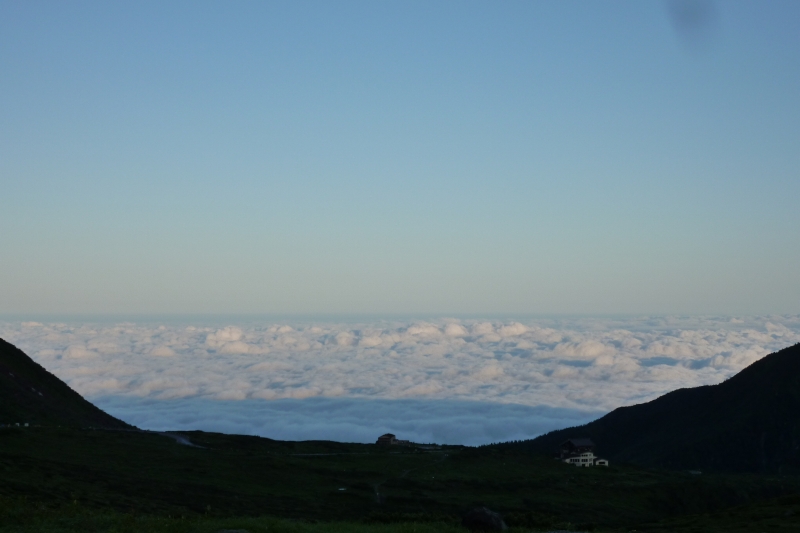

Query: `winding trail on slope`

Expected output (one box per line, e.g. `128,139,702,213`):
149,430,204,448
91,426,206,448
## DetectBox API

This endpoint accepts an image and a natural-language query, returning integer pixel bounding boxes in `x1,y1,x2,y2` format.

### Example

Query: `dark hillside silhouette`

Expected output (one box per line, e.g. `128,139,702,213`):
0,338,131,429
496,343,800,473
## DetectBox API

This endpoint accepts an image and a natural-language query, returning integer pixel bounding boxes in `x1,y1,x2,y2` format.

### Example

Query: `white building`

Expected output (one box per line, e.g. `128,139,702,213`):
559,438,609,467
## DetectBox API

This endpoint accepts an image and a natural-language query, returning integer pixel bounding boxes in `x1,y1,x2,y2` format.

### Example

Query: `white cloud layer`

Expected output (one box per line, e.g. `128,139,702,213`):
2,315,799,444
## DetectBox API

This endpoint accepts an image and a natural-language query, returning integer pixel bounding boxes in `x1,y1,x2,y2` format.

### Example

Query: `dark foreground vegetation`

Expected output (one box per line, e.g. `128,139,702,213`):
2,426,800,532
2,495,798,533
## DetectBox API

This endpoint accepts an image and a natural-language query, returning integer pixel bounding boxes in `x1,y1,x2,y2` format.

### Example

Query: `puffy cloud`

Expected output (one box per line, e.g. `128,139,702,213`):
1,315,799,444
554,340,611,359
498,322,527,337
593,355,615,366
88,340,121,354
407,324,441,336
474,363,505,380
444,323,468,337
64,345,98,359
401,381,444,396
249,361,292,372
335,331,355,346
218,341,255,354
203,326,267,354
359,335,383,348
471,322,494,335
205,326,243,346
150,346,176,357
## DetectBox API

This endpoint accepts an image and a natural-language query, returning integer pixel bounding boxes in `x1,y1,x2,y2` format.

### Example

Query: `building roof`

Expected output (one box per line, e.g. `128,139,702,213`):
378,433,396,439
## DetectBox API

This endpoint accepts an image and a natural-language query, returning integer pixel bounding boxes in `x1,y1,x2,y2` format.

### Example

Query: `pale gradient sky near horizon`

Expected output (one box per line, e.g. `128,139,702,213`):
2,1,799,316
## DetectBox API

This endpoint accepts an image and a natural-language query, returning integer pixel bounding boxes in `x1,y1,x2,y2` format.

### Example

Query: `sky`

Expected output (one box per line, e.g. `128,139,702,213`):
2,2,800,444
2,0,799,316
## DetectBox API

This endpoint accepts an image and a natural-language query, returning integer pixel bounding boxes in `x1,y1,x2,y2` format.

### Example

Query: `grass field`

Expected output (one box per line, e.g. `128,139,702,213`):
2,426,799,532
2,496,800,533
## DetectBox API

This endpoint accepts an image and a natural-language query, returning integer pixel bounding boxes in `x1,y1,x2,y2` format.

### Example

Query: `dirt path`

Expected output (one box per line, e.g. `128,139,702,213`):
150,431,204,448
93,427,205,448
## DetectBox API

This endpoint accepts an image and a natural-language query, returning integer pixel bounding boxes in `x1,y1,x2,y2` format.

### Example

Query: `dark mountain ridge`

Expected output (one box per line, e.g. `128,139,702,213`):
0,338,130,429
496,343,800,473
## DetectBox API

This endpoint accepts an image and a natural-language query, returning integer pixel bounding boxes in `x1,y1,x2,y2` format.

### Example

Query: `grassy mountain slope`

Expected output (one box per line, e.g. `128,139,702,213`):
497,343,800,473
0,338,131,429
1,426,798,532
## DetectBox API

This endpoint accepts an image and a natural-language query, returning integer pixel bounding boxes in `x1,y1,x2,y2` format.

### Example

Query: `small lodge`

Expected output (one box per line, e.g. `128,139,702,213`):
559,438,608,467
376,433,411,446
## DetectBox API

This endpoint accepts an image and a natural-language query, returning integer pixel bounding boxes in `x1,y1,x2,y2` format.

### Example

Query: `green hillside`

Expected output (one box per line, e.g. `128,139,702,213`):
0,338,130,429
1,425,799,532
495,343,800,473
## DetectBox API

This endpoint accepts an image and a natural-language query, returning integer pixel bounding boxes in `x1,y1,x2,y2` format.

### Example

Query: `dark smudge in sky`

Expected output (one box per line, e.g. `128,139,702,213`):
665,0,718,51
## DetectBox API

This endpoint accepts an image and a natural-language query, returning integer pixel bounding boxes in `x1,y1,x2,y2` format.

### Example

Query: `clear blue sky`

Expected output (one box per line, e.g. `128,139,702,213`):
1,0,798,315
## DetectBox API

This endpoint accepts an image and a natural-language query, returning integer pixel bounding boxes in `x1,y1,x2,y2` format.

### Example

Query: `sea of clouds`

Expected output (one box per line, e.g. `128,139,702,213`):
2,315,799,445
